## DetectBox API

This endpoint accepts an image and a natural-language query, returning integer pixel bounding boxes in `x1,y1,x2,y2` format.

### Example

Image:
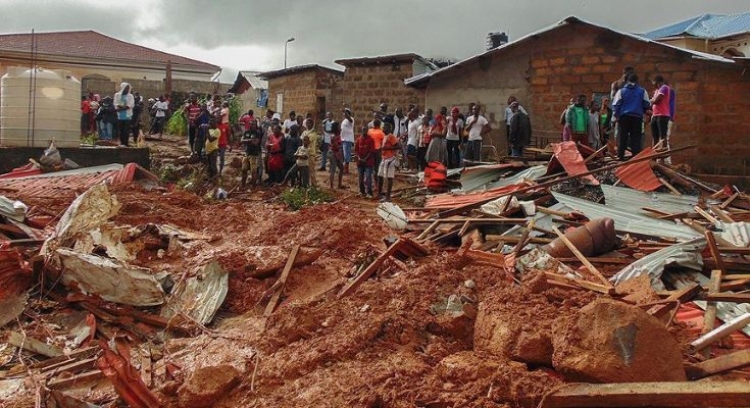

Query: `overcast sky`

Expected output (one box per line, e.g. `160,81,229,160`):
1,0,749,82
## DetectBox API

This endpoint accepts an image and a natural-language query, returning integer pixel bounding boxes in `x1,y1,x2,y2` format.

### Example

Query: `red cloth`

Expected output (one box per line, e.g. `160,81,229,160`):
217,123,229,147
186,103,201,124
240,114,255,131
81,100,91,114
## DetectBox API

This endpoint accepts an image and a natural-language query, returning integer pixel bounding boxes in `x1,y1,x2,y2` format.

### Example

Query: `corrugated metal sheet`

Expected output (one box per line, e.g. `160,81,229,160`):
645,12,750,40
715,221,750,247
666,271,750,337
553,191,702,241
610,237,706,290
614,147,662,191
459,163,520,192
601,184,699,215
483,165,547,191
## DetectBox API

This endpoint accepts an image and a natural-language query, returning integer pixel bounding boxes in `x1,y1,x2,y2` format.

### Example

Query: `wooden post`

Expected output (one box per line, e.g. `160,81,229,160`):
686,349,750,380
551,225,612,288
701,269,723,358
705,231,726,274
543,381,750,407
337,240,403,298
263,244,300,317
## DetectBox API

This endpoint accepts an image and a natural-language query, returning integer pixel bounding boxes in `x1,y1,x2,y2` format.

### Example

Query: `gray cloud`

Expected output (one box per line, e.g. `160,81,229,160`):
2,0,749,71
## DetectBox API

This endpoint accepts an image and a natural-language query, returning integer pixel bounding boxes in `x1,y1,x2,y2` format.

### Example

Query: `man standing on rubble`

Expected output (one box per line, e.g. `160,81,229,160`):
509,101,532,157
463,104,490,164
321,111,336,171
613,73,651,161
565,95,590,146
185,93,201,154
114,82,135,147
504,96,527,155
355,125,376,197
649,75,672,147
240,121,262,189
301,118,320,188
341,108,355,174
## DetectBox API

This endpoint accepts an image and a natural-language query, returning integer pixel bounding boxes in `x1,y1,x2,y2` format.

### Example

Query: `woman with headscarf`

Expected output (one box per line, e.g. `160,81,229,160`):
425,113,447,165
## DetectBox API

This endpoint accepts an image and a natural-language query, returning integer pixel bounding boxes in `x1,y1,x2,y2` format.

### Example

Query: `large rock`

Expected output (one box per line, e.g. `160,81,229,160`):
178,365,241,407
552,298,686,383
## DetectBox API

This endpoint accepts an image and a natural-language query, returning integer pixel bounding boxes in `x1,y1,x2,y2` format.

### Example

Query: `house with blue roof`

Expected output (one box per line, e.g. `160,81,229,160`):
643,12,750,58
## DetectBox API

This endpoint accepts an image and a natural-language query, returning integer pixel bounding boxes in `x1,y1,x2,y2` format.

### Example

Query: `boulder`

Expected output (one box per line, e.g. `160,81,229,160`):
552,298,686,383
178,365,241,408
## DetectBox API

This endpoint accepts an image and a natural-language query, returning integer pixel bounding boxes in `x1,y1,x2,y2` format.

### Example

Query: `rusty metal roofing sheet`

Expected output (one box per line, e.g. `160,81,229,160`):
553,191,702,242
601,184,699,215
614,147,662,191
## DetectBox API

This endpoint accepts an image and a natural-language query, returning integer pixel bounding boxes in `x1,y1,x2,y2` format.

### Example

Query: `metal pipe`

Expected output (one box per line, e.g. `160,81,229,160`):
690,312,750,353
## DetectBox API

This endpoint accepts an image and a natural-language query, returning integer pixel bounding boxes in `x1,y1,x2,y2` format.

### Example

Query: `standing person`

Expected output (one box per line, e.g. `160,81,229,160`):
377,123,400,202
80,95,91,136
301,118,320,187
283,111,296,134
649,74,672,147
463,104,490,164
329,126,345,189
613,73,651,161
599,98,613,153
560,97,575,142
368,119,385,187
320,112,336,171
425,112,447,165
341,108,355,174
240,121,262,189
379,103,394,131
205,118,220,179
114,82,135,147
131,93,144,145
89,95,100,134
217,101,231,174
509,101,532,157
565,95,590,146
294,135,311,188
504,96,527,154
266,124,286,184
406,109,420,171
611,66,635,146
417,115,431,170
97,96,116,140
445,107,464,168
393,107,407,148
195,105,211,159
185,94,201,154
283,124,302,186
355,125,375,197
149,95,169,139
587,104,601,150
240,109,256,131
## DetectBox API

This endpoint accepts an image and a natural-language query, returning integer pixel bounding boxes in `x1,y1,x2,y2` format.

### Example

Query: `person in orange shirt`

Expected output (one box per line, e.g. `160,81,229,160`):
367,119,385,180
377,123,400,202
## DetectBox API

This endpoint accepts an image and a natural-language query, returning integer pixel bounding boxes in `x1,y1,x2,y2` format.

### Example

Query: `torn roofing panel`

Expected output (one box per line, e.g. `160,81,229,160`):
483,165,547,191
426,184,527,208
459,163,524,192
614,147,662,191
610,237,706,289
553,192,701,241
552,142,598,185
601,184,699,215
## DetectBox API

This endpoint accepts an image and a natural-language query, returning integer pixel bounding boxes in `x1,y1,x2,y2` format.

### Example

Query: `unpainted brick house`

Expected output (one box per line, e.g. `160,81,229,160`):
407,16,750,182
331,53,436,124
259,64,343,124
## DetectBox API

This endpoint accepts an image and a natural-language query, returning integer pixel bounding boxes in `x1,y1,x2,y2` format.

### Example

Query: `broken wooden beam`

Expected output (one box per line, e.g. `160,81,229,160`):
264,244,300,317
705,231,726,274
543,381,750,407
4,331,63,358
705,293,750,303
544,272,613,295
647,283,700,318
251,248,322,279
337,239,404,298
701,269,723,358
686,349,750,380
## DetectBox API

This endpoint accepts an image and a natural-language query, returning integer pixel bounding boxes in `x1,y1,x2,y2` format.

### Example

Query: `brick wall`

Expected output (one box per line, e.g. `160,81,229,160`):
423,22,750,175
331,62,425,128
266,69,342,128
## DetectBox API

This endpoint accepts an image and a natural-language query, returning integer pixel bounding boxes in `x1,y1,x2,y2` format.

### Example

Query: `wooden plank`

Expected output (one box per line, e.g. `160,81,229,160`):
720,279,750,292
513,218,536,256
141,348,152,388
5,331,63,358
705,293,750,303
416,220,440,241
694,206,718,224
543,381,750,407
337,240,403,299
701,269,723,358
44,357,98,378
544,272,613,295
47,370,104,389
551,225,612,288
28,346,99,370
647,283,701,318
554,257,632,264
683,219,735,247
263,244,300,317
659,177,682,196
710,204,736,223
686,349,750,380
721,192,740,210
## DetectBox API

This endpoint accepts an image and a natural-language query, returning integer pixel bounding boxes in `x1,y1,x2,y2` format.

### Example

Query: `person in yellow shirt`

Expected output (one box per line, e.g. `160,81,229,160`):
205,118,220,179
301,118,320,188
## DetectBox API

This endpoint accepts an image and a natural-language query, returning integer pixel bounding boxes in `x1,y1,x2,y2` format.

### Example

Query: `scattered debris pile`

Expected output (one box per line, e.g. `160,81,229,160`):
1,139,750,407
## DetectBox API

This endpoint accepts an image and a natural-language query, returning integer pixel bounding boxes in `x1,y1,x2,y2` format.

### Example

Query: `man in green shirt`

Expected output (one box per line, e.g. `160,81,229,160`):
565,94,590,147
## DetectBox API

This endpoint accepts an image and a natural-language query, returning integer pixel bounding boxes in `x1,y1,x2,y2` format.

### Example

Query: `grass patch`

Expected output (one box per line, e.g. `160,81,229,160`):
279,187,334,211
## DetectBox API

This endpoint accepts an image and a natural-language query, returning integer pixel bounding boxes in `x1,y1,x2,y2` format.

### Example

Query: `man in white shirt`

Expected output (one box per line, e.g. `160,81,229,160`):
504,96,527,155
149,95,169,139
463,104,490,164
405,109,420,171
340,108,355,174
283,111,296,134
320,111,336,171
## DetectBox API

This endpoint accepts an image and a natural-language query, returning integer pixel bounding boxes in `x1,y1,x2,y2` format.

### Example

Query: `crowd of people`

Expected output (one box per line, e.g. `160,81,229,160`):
80,67,676,201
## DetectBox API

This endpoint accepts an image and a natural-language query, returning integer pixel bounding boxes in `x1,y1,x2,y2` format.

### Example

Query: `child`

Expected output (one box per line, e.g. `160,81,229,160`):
295,135,311,188
205,118,220,179
195,104,211,159
329,126,345,189
377,123,400,202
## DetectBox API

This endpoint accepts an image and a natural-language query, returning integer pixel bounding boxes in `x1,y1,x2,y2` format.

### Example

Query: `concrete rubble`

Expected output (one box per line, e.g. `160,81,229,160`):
1,138,750,407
